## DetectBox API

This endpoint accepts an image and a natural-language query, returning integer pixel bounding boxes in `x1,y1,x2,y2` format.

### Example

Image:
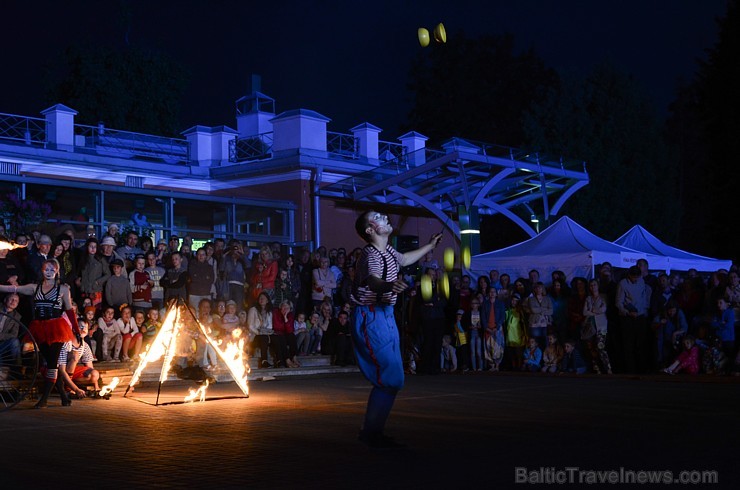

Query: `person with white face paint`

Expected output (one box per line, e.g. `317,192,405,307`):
1,258,81,408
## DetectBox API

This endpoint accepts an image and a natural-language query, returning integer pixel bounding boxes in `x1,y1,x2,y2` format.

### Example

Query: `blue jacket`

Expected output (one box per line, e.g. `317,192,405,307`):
711,309,736,342
523,346,542,367
481,298,506,329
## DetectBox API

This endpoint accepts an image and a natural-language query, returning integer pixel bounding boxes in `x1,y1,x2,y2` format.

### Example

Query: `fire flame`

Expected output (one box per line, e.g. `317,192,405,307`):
99,377,120,397
184,379,209,403
126,302,250,402
0,241,26,251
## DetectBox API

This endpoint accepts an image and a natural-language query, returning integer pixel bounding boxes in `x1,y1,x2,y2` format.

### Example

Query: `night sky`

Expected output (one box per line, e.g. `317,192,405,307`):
1,0,728,140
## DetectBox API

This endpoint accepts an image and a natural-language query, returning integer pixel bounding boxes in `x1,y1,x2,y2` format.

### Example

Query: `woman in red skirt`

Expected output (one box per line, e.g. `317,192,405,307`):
0,258,80,408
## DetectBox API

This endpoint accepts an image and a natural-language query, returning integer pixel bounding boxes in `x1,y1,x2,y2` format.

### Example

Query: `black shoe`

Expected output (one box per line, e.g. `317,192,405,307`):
358,430,407,449
34,400,48,409
261,360,271,368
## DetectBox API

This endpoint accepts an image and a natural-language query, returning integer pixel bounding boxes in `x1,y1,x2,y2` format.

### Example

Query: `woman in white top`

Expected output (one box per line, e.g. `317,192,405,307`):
582,279,612,374
248,292,277,368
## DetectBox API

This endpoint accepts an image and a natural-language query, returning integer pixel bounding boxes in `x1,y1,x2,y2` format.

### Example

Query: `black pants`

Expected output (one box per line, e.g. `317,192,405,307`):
621,315,648,374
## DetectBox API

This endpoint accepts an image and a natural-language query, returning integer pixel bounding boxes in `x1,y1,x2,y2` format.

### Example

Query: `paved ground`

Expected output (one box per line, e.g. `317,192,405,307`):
1,371,738,489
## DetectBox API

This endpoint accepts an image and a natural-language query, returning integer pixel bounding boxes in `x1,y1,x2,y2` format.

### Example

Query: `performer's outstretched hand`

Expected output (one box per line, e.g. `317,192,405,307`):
429,232,443,248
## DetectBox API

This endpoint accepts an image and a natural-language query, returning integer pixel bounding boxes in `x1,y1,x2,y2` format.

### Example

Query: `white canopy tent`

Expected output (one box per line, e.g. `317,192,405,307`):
469,216,668,282
614,225,732,273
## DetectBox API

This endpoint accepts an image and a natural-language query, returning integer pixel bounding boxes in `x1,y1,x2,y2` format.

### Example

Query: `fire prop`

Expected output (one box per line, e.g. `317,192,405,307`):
98,377,120,398
0,241,26,251
124,298,249,406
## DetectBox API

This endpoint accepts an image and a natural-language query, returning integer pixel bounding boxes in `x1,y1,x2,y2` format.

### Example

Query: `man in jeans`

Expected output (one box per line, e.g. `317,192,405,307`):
616,265,652,374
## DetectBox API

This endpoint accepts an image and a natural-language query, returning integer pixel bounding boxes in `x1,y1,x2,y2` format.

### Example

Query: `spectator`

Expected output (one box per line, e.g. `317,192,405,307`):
326,309,353,367
272,300,297,367
583,278,612,374
0,238,25,286
616,266,652,374
188,247,215,311
82,306,100,360
416,267,447,375
440,334,457,373
197,298,220,371
144,252,165,311
464,296,483,371
541,333,563,373
120,231,144,269
26,233,52,282
220,300,240,337
522,337,542,372
219,241,249,309
311,256,336,311
160,251,189,305
307,311,323,356
248,292,278,368
293,312,309,356
504,293,527,370
663,335,700,375
652,300,688,368
560,339,587,374
711,297,736,367
523,282,553,350
0,293,22,364
143,307,161,346
130,254,153,314
116,305,142,362
104,259,132,314
99,235,125,270
98,306,122,362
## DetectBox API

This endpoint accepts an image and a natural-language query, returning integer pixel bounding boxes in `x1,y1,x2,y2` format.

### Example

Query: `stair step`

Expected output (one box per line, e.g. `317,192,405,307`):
93,356,358,384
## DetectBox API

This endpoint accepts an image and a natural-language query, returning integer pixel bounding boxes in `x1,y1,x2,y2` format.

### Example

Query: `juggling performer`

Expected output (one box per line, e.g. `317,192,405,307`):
351,210,442,448
0,258,81,408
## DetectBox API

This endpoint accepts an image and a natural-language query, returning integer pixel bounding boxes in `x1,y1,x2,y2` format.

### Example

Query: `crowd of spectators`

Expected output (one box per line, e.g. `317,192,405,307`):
405,259,740,378
2,222,739,382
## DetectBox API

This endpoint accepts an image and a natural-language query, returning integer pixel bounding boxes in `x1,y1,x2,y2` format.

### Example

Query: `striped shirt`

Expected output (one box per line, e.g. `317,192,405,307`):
352,244,402,306
58,341,95,367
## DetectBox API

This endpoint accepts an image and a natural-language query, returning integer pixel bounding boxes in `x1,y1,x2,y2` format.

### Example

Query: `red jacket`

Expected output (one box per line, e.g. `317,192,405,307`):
272,309,294,335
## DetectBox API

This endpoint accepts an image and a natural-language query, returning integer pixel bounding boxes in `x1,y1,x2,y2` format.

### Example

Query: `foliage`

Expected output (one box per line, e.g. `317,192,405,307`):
43,45,190,137
667,0,740,260
0,193,52,235
522,63,680,242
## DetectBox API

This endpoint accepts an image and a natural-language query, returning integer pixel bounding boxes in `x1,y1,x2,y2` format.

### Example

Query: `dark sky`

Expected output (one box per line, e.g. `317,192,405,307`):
1,0,728,141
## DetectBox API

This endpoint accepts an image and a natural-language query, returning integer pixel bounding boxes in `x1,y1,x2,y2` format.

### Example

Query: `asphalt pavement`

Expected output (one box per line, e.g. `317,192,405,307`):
1,371,738,489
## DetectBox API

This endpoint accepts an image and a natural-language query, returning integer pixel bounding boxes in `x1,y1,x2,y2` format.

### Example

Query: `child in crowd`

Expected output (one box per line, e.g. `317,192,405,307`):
130,254,153,313
143,307,161,344
221,300,240,336
483,318,504,371
711,297,736,367
117,305,143,362
505,293,527,370
560,340,587,374
307,311,323,355
663,335,700,375
105,259,132,315
699,335,728,374
294,312,309,355
98,306,122,362
452,309,469,371
58,321,101,397
541,334,564,373
82,306,99,361
134,310,147,345
440,334,457,373
467,299,483,371
522,338,542,372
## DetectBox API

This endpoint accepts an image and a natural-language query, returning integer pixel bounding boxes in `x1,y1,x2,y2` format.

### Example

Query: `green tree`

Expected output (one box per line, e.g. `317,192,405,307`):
668,0,740,260
404,31,557,147
523,63,680,242
44,45,189,137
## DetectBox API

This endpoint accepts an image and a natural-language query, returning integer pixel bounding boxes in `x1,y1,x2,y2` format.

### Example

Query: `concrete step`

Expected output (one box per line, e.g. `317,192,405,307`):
93,355,358,385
